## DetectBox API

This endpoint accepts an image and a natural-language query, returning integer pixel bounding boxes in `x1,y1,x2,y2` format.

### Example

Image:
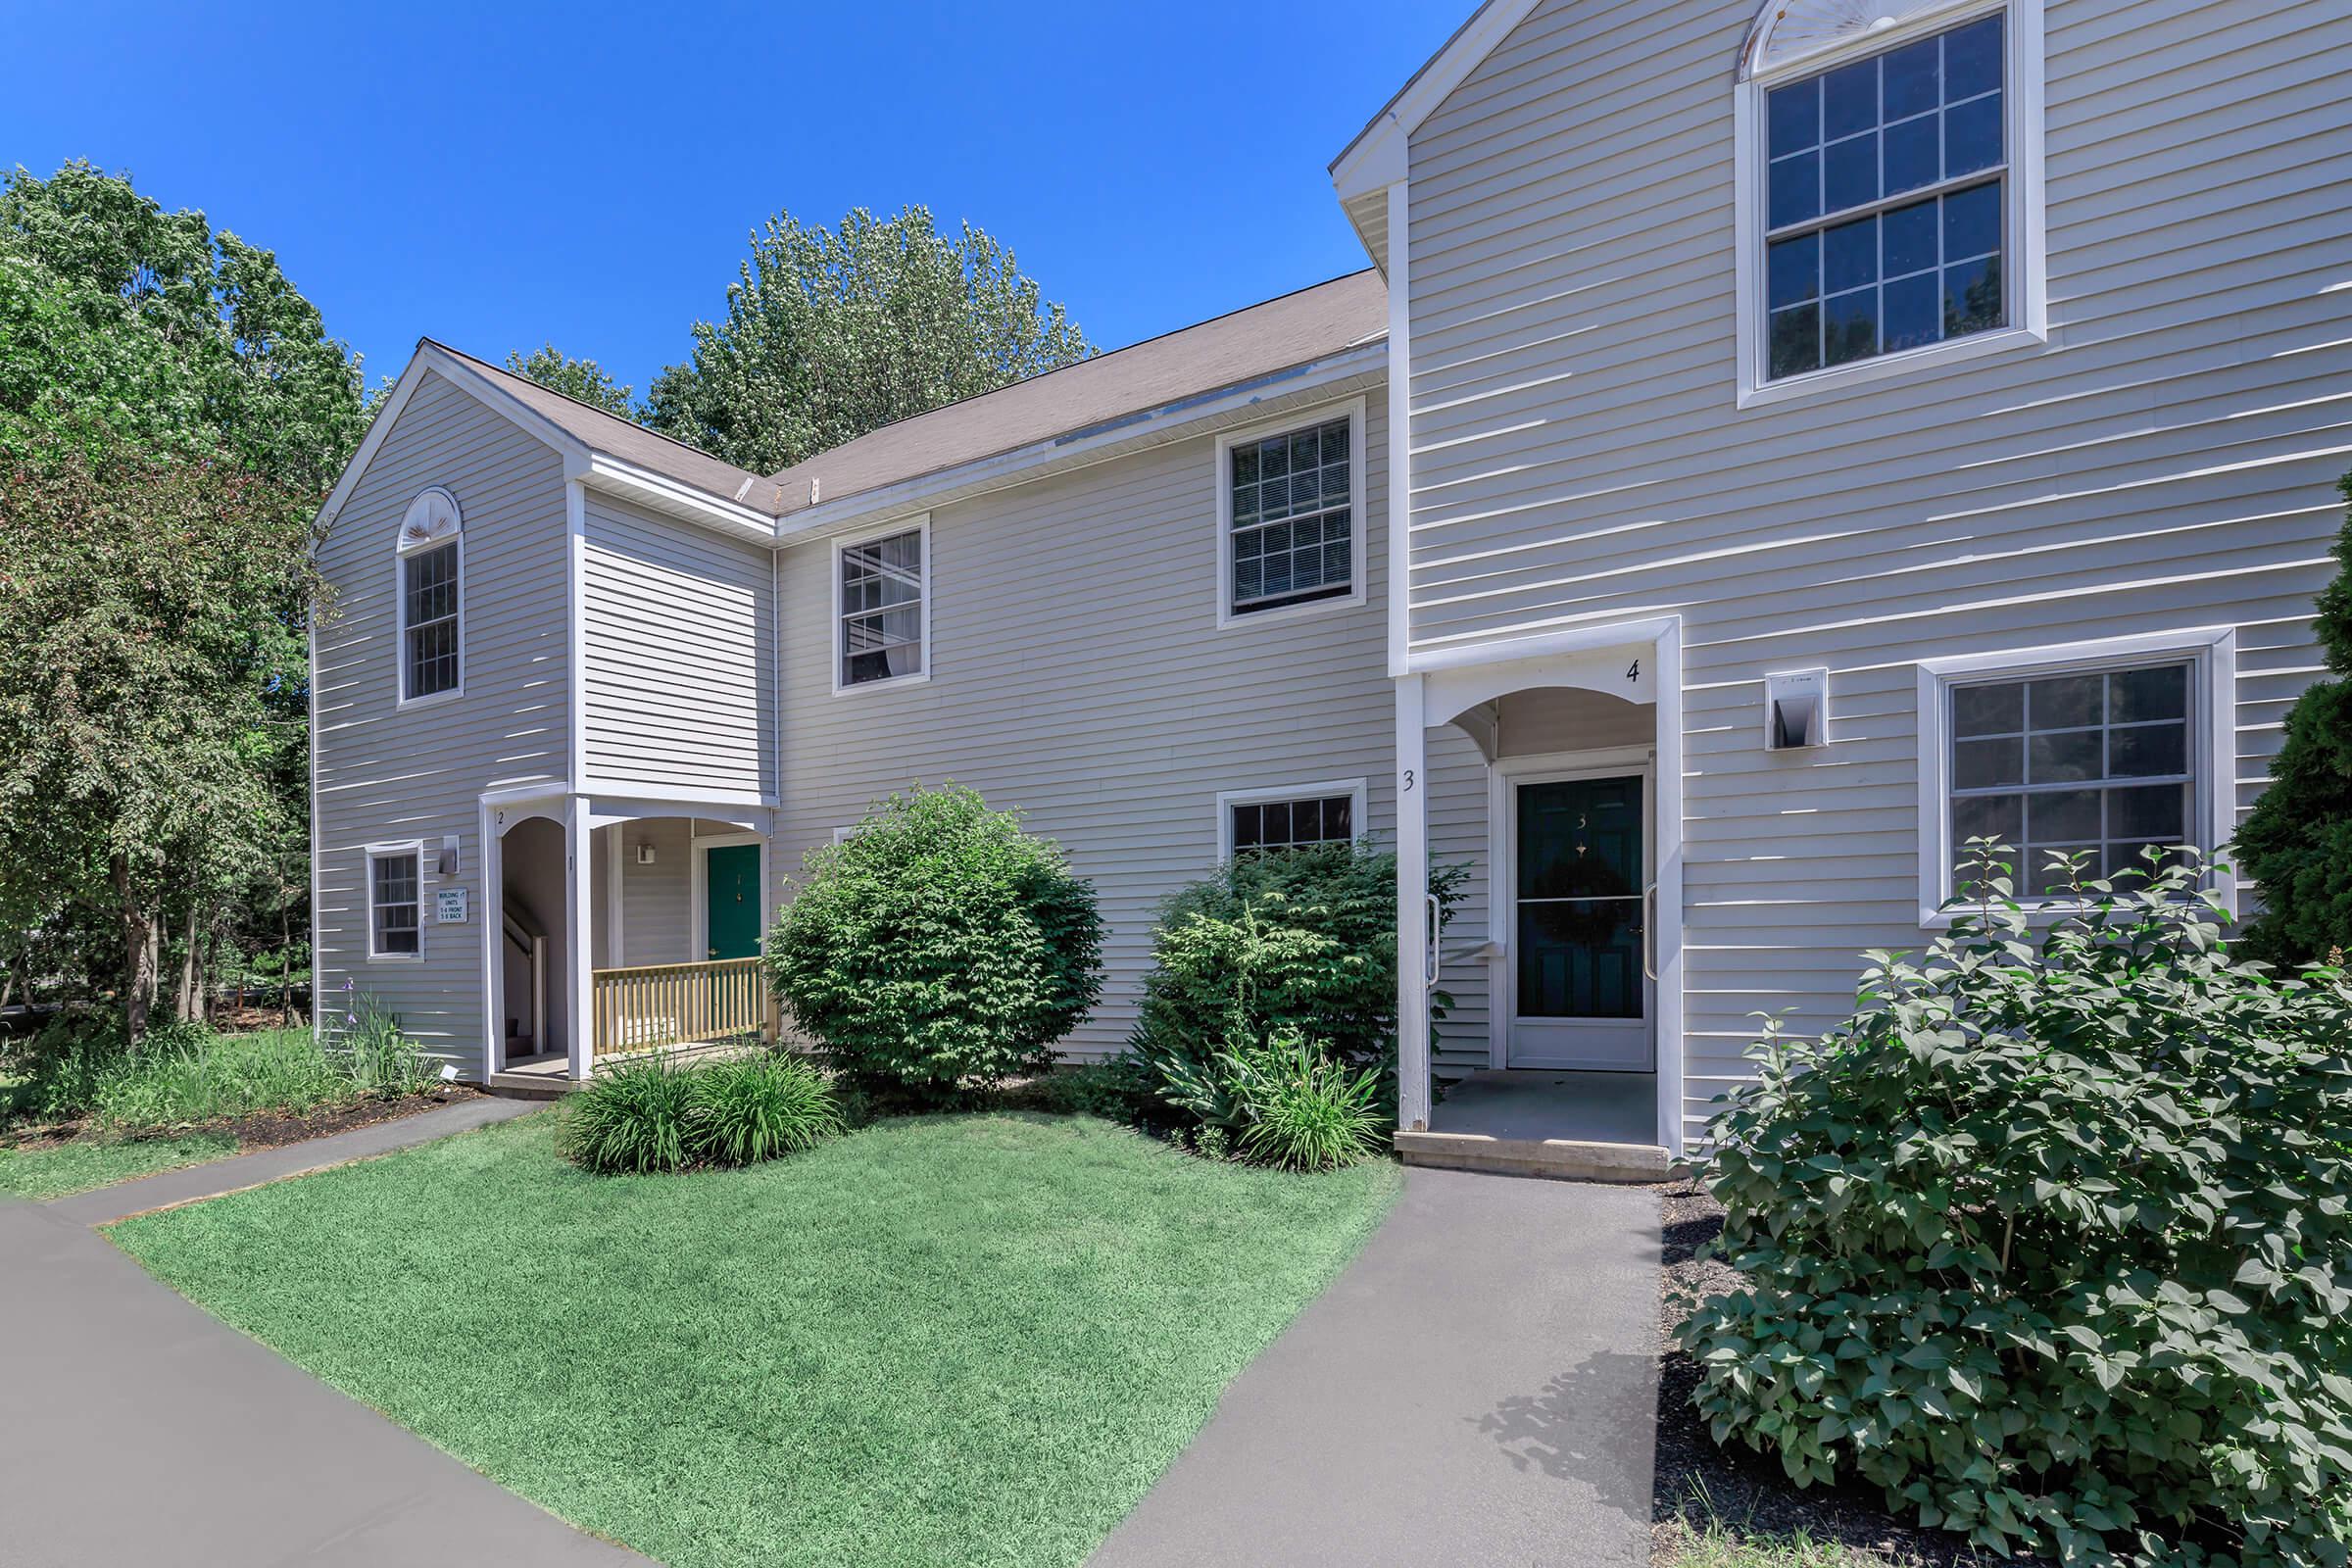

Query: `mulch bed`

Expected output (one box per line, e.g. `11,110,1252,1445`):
4,1085,481,1156
1650,1180,2036,1567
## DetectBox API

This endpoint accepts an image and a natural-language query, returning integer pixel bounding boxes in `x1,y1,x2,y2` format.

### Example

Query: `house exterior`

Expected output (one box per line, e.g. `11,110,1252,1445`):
312,0,2352,1170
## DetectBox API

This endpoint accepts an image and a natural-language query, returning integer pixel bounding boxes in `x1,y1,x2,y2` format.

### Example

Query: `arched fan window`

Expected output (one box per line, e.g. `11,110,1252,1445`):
1734,0,2045,406
396,487,464,704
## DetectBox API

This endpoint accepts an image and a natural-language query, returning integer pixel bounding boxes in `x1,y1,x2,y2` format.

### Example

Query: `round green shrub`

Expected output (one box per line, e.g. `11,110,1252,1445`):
765,785,1104,1097
689,1053,841,1165
1680,847,2352,1567
560,1057,699,1174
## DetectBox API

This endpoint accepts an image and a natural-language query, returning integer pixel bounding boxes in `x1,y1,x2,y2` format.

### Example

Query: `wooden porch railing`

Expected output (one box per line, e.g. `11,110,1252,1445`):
591,956,774,1059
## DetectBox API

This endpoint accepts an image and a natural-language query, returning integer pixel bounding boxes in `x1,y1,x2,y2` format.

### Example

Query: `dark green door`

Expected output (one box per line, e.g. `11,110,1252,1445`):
705,844,761,960
1511,774,1650,1070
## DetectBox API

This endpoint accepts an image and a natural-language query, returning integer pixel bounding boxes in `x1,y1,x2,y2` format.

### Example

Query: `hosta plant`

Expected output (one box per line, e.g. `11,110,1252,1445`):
1680,844,2352,1568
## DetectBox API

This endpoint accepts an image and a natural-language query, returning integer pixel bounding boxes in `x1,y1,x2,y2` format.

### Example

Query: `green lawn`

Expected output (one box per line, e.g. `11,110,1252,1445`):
0,1131,239,1200
114,1109,1400,1568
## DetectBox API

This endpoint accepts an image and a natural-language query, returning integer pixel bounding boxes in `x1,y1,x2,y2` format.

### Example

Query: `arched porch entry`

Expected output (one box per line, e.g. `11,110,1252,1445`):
479,788,775,1085
1395,618,1686,1169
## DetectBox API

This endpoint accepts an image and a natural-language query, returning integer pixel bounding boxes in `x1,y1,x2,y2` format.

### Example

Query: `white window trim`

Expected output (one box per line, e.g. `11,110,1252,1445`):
1732,0,2047,411
1214,777,1371,860
365,839,427,962
1914,627,2236,927
394,488,465,710
829,514,932,696
1213,396,1369,630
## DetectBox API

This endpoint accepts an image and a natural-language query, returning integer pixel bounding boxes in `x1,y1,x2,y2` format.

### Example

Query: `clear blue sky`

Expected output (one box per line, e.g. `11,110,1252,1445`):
2,0,1453,398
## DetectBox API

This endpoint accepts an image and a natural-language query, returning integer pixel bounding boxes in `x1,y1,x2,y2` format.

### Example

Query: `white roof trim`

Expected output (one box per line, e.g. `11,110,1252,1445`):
315,342,777,544
1330,0,1546,201
774,339,1386,544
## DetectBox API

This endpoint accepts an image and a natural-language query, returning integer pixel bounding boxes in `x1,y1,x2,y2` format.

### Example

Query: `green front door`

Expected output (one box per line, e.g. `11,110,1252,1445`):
705,844,761,960
1509,774,1652,1070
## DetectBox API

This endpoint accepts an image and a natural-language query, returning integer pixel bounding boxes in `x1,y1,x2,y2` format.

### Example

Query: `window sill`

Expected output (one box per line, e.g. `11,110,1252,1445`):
1215,588,1366,632
396,687,463,713
366,951,426,963
829,669,932,698
1740,324,2046,411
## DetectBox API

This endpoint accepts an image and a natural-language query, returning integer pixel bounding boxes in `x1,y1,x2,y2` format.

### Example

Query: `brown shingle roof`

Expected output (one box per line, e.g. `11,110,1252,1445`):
767,270,1386,516
424,340,786,514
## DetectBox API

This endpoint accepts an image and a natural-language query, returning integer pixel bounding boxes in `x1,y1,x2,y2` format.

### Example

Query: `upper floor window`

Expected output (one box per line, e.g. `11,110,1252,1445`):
1215,402,1366,626
836,520,928,690
1737,1,2045,406
396,487,463,705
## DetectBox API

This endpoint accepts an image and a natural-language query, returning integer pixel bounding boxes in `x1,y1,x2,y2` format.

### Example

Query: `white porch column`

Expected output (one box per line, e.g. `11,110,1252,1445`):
564,797,594,1081
1396,671,1432,1132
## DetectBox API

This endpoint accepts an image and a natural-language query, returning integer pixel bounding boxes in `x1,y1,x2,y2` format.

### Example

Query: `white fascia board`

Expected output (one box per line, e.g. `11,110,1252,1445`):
774,340,1387,547
1328,0,1544,201
571,453,778,544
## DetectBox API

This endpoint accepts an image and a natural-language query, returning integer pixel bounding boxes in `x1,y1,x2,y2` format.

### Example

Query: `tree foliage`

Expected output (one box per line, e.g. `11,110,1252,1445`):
0,164,359,1036
1682,845,2352,1567
505,343,636,419
643,206,1093,473
0,436,318,1040
2235,470,2352,965
0,162,368,495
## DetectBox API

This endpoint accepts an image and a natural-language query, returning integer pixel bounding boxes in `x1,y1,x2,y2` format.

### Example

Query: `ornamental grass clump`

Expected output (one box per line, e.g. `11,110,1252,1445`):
560,1057,700,1175
560,1054,842,1175
1679,844,2352,1567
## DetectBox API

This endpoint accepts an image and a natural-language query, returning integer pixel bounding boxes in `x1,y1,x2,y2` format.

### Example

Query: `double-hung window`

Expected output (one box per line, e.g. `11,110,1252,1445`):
1219,407,1363,623
368,846,421,958
396,486,463,704
836,522,927,689
1739,1,2043,401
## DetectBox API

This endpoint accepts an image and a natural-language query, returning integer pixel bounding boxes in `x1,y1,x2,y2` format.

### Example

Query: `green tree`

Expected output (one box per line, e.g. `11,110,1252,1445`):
505,344,636,418
0,162,368,494
0,435,317,1043
0,163,362,1034
644,206,1093,473
2237,470,2352,964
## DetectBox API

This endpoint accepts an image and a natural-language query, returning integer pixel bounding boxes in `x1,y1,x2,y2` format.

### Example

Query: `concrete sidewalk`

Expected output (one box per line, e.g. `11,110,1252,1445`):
1,1098,649,1567
1090,1166,1660,1568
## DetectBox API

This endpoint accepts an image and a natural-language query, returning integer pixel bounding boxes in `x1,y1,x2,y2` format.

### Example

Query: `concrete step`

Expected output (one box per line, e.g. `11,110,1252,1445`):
485,1071,574,1100
1394,1129,1669,1184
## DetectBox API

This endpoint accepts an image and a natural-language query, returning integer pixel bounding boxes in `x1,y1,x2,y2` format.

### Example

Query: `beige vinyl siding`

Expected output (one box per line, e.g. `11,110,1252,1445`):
771,387,1494,1067
580,496,774,800
312,370,571,1080
1401,0,2351,1141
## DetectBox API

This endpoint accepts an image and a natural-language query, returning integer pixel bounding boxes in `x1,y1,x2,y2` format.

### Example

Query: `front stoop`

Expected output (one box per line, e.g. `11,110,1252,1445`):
1394,1128,1670,1183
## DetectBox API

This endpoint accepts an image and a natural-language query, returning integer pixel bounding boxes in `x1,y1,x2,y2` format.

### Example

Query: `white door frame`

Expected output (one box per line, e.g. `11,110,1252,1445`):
1488,748,1657,1071
689,829,770,963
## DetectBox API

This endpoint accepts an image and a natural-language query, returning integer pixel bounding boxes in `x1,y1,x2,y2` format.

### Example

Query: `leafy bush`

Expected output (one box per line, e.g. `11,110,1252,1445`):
1679,845,2352,1567
1230,1029,1386,1172
690,1054,841,1165
1126,840,1464,1131
560,1057,700,1175
1016,1060,1158,1121
2,1012,141,1123
2237,470,2352,965
766,785,1104,1097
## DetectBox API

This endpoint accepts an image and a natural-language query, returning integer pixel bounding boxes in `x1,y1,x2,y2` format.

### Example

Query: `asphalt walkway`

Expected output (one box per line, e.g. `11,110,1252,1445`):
1,1097,649,1567
1090,1165,1661,1568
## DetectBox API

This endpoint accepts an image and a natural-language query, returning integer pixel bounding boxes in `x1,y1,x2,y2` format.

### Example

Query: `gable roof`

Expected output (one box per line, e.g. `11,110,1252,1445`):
421,341,786,515
766,270,1387,517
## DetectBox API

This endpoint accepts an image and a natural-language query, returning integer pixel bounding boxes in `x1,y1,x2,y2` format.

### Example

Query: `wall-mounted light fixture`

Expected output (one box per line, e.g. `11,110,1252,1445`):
438,834,461,876
634,842,657,865
1765,668,1828,750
